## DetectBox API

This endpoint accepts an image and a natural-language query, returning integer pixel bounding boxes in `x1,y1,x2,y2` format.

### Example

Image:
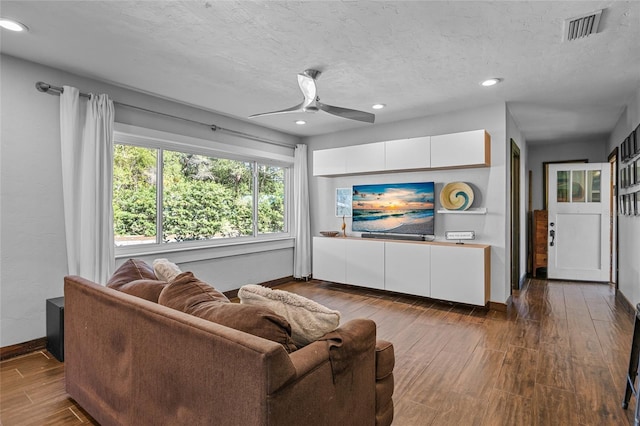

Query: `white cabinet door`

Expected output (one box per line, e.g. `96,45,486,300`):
385,136,431,171
313,237,346,283
313,147,347,176
346,142,385,174
430,245,488,305
345,239,385,289
384,242,431,296
430,129,490,169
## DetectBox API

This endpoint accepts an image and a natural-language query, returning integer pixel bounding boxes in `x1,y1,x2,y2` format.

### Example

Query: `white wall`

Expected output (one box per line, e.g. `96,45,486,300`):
528,138,608,211
608,86,640,306
304,102,512,304
0,55,300,347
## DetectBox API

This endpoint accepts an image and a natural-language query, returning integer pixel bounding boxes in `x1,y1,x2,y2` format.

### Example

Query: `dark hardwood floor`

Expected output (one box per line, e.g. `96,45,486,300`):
1,277,636,425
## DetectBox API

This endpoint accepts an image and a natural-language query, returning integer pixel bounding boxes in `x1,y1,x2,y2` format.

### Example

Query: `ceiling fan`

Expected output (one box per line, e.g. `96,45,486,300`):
249,69,375,123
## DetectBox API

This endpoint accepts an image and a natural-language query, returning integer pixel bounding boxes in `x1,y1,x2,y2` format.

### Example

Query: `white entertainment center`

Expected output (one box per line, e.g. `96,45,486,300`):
312,129,492,307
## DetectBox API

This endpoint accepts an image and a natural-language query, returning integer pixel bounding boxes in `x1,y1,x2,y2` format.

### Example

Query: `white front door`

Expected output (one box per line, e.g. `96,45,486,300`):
547,163,610,282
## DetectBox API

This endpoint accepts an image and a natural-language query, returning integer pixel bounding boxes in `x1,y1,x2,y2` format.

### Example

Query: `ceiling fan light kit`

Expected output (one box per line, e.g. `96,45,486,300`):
249,69,375,123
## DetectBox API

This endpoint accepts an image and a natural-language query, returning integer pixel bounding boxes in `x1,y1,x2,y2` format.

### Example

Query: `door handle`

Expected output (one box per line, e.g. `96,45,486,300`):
549,229,555,247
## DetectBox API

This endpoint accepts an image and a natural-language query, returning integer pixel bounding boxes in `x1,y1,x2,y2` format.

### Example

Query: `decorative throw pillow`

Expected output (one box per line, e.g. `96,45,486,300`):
159,273,296,352
152,258,182,282
107,258,158,288
238,284,341,347
115,279,167,303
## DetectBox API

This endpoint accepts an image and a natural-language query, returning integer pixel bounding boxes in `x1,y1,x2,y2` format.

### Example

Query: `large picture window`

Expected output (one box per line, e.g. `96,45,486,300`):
114,143,288,247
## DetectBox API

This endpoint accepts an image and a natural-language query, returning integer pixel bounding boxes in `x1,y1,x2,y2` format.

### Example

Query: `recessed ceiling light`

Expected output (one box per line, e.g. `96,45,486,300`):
0,18,28,32
295,120,306,125
481,78,502,87
372,104,386,110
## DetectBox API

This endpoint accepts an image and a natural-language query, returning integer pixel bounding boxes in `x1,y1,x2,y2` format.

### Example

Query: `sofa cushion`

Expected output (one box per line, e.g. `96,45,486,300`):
116,279,168,303
159,273,296,352
238,284,340,347
158,271,229,308
107,258,158,288
152,258,182,282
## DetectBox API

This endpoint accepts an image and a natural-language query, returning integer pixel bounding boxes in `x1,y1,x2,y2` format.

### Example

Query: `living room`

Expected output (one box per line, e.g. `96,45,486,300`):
2,1,640,425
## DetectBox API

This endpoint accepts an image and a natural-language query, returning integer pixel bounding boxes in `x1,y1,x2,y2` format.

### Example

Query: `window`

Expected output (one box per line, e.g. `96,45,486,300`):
556,169,601,203
113,143,289,248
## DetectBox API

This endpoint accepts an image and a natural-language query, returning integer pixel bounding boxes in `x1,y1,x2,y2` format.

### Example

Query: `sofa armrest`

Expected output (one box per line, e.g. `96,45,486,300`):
320,318,377,377
286,318,376,381
287,340,330,378
267,319,379,425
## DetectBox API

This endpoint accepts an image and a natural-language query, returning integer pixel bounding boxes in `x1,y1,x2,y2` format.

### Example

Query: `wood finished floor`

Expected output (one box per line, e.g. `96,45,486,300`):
0,277,636,425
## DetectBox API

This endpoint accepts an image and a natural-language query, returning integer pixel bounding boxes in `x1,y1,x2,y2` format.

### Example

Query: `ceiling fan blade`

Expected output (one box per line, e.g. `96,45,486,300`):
317,102,375,123
249,102,305,119
297,72,317,106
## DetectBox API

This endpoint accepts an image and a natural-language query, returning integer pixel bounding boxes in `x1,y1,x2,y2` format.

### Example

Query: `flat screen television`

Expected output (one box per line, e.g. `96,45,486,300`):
352,182,435,235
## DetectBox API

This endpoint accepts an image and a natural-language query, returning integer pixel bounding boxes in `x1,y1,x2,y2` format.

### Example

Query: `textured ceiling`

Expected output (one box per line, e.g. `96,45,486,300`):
1,1,639,143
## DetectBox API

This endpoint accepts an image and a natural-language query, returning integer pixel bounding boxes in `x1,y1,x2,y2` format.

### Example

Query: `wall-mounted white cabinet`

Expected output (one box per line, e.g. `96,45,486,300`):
345,142,385,174
313,130,489,176
312,236,346,284
430,244,490,306
384,241,431,297
312,237,490,306
430,129,490,169
344,238,385,289
384,136,431,171
313,147,346,176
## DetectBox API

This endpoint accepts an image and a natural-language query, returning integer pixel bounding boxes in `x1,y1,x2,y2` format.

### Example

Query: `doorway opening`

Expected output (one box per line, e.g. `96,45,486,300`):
608,147,618,287
510,139,521,292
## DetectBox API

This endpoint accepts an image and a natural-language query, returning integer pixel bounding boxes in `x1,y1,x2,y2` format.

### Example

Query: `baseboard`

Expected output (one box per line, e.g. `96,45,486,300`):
223,275,294,300
489,295,511,313
0,337,47,361
616,290,635,315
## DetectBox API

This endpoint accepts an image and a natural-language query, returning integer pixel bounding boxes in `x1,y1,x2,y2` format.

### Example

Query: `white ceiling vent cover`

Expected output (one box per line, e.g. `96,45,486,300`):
563,9,603,41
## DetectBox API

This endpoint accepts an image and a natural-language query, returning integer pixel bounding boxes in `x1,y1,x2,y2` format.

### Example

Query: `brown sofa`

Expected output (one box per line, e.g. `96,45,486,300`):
64,275,394,425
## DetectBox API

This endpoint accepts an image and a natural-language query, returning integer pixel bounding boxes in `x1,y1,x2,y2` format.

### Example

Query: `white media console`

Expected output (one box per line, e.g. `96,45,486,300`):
313,236,490,306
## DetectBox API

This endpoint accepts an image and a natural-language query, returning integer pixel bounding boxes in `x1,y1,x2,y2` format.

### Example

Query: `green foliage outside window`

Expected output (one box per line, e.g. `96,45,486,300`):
113,145,157,244
258,164,285,234
113,144,286,246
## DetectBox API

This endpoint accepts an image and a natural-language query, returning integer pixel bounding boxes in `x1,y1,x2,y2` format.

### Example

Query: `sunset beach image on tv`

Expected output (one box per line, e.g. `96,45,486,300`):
352,182,435,235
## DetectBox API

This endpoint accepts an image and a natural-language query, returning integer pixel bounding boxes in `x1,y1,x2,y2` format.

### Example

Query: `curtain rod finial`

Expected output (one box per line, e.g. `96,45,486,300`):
36,81,50,93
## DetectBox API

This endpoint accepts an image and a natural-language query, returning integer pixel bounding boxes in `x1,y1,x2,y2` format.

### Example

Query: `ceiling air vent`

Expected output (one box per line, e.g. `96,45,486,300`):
563,9,603,41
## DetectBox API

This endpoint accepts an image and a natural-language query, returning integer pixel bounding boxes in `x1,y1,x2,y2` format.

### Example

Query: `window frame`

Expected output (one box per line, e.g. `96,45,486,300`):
113,124,295,260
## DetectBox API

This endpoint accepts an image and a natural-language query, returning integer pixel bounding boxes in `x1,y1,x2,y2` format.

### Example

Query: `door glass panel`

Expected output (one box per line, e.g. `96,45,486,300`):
587,170,601,202
571,170,585,202
557,170,569,202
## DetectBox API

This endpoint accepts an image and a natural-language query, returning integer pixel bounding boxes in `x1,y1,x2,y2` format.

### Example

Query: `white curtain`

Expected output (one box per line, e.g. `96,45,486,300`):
293,144,311,279
60,86,115,284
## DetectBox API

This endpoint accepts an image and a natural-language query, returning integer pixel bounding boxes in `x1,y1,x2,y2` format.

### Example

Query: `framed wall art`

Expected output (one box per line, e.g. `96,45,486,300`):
335,187,352,217
620,137,629,161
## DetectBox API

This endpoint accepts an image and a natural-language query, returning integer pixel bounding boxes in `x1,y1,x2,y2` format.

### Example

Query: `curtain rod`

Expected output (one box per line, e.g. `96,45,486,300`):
35,81,294,149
